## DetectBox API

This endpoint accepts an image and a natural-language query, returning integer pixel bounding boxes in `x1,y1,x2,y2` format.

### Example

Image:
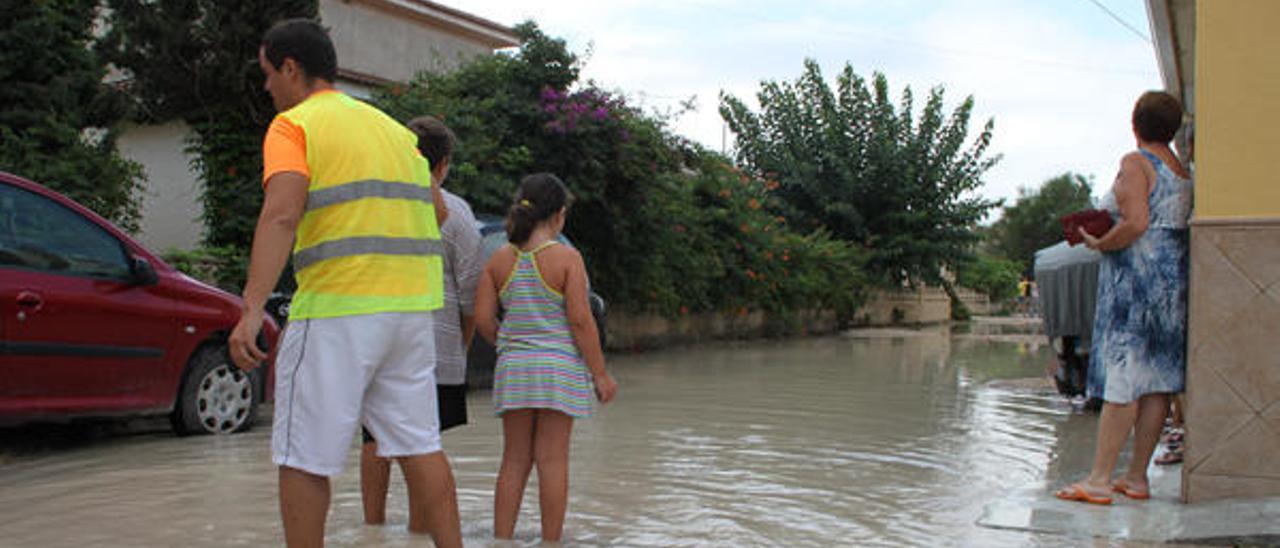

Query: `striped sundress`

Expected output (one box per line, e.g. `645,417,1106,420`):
493,240,594,418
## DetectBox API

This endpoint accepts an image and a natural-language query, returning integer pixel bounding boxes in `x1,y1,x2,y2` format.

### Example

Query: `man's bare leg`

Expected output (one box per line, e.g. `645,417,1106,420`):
398,451,462,548
279,465,330,548
360,441,393,524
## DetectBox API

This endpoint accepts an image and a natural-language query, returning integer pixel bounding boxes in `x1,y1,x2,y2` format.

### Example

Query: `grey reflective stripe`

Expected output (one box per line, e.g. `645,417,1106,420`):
306,180,433,212
293,237,443,271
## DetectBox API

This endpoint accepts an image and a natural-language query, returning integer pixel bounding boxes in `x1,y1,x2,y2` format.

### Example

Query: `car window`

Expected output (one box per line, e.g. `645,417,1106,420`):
0,184,131,278
481,231,508,259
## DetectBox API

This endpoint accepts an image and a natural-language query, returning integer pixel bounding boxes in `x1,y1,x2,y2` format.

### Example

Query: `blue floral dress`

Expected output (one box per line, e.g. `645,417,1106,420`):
1086,150,1193,404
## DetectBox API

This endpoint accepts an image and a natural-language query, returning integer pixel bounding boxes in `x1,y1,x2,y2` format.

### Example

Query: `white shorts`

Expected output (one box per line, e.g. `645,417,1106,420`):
271,312,441,477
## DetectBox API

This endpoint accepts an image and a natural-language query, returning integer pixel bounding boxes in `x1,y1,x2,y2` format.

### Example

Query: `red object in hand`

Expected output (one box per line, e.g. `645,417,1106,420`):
1061,209,1114,246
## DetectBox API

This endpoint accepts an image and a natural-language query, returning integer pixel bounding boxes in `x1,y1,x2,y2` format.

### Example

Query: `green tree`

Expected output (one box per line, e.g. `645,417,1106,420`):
377,23,866,318
956,252,1022,302
989,172,1094,271
101,0,318,251
0,0,143,231
720,59,1000,285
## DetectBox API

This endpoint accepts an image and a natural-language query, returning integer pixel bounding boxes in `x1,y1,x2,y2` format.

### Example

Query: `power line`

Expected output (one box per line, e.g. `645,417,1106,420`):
1082,0,1152,43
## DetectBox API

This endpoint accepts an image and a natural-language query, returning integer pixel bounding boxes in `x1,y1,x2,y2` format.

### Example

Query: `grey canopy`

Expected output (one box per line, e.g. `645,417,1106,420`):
1034,241,1102,341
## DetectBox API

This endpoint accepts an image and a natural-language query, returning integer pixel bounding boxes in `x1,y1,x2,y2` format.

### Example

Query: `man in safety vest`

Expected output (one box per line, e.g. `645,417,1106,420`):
228,19,461,548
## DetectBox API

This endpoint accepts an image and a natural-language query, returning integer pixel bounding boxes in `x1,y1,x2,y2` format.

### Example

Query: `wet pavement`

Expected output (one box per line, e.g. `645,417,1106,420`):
1,319,1273,546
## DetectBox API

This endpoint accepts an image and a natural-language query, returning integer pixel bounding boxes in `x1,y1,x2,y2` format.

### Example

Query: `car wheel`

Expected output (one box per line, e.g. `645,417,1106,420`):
172,345,258,435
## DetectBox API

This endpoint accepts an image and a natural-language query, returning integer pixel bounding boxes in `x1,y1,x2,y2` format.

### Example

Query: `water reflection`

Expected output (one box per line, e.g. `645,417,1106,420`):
1,326,1146,546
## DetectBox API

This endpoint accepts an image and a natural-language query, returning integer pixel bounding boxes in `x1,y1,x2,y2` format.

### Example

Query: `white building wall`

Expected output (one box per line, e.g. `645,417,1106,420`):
116,121,203,251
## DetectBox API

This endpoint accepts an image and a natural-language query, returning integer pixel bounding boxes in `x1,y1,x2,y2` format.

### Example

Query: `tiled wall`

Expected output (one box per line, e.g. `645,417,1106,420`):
1184,220,1280,502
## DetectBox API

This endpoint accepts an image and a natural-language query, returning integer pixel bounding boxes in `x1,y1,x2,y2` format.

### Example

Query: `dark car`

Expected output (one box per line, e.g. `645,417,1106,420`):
465,215,607,388
0,172,279,434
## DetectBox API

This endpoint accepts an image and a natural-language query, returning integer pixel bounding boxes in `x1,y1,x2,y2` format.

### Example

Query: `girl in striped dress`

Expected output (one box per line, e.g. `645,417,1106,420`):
474,173,618,543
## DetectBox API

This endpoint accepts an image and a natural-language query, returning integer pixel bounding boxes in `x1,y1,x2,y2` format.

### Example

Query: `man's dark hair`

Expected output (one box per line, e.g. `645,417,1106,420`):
261,19,338,82
406,116,456,170
1132,91,1183,143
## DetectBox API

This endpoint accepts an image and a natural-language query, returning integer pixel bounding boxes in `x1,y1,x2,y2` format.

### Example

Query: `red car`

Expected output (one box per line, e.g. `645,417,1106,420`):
0,172,278,434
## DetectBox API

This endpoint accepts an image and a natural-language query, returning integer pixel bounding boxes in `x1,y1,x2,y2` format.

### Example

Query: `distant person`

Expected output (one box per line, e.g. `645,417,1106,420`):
1016,276,1031,315
360,116,485,526
226,19,461,547
1055,91,1191,505
474,173,618,543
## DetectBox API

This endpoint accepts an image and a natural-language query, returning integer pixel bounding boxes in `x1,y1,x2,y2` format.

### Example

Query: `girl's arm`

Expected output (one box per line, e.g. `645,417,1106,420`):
474,264,500,345
1083,153,1152,251
563,250,616,403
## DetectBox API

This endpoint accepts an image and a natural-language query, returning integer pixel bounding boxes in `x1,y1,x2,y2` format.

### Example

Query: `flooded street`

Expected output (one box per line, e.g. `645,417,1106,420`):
0,325,1151,546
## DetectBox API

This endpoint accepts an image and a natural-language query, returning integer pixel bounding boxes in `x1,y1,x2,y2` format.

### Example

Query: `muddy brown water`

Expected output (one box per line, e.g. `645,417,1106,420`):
0,327,1152,546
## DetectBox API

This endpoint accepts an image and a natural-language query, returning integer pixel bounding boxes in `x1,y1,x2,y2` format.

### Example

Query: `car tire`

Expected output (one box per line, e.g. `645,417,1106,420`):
171,345,259,436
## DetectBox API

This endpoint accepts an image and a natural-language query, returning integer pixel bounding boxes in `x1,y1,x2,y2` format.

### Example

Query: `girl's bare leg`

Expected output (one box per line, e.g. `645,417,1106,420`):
494,410,536,539
533,410,574,542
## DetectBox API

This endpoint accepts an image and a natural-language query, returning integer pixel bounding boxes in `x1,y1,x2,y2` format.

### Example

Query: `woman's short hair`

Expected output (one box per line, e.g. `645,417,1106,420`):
406,116,456,170
1132,91,1183,143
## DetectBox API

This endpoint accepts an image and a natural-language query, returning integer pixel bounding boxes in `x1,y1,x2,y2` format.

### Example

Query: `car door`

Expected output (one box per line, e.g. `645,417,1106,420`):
0,182,176,416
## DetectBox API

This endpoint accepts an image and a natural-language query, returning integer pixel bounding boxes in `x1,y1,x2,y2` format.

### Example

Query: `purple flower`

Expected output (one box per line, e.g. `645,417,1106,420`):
543,103,558,113
569,102,589,115
592,107,609,121
540,87,565,102
619,129,631,142
546,120,565,134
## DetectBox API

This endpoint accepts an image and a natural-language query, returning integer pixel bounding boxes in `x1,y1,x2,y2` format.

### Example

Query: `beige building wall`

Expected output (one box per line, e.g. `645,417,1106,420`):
322,0,498,83
1182,0,1280,503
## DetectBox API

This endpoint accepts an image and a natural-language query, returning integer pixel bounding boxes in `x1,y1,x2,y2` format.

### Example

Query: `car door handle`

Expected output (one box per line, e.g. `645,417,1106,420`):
16,291,43,309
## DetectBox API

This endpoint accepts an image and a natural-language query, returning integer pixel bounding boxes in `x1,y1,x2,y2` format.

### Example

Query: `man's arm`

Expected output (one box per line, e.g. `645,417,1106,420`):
228,172,308,370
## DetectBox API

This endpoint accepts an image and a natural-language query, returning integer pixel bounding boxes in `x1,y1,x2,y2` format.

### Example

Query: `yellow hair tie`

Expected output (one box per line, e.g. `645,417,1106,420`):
519,199,532,207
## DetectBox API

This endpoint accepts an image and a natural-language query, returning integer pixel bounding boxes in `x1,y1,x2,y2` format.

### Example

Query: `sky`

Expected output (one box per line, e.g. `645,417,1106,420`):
459,0,1163,220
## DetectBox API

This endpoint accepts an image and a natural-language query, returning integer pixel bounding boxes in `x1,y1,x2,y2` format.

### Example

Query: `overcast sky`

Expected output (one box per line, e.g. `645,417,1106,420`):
459,0,1162,218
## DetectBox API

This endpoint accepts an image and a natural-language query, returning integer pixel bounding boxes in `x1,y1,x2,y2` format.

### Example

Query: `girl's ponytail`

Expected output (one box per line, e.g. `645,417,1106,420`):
505,173,572,245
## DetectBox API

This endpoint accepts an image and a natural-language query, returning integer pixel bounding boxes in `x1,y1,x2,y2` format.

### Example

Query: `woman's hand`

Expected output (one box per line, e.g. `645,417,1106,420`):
594,372,618,404
1079,227,1102,251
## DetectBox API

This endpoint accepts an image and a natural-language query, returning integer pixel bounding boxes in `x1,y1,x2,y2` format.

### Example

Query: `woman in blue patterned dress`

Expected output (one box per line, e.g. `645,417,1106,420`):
474,173,618,541
1056,91,1192,505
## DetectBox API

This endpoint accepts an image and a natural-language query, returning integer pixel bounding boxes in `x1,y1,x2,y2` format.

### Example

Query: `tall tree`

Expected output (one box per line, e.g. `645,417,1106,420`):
101,0,318,249
989,172,1094,271
720,59,1000,285
0,0,143,230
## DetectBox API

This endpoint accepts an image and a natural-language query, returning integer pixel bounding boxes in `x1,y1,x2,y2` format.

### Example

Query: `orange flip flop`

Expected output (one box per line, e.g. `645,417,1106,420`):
1055,484,1114,505
1112,480,1151,500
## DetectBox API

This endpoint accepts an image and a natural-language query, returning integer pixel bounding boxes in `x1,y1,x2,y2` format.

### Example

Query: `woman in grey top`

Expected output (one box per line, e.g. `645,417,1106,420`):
361,115,485,525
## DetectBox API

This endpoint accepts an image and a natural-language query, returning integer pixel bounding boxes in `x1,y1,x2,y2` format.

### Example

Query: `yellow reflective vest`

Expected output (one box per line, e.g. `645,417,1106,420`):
276,91,443,319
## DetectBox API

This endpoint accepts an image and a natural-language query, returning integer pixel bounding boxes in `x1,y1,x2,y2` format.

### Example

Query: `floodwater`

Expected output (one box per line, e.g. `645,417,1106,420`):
0,324,1152,546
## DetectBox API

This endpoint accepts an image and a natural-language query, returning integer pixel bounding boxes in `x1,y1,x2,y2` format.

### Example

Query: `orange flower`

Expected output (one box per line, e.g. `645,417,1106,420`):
740,223,750,233
718,188,731,198
746,269,756,279
680,305,689,315
764,251,774,260
766,180,780,191
225,166,237,177
748,198,760,210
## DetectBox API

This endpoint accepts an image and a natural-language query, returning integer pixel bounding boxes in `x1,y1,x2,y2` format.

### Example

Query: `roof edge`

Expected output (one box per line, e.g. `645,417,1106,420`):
1145,0,1183,100
351,0,520,49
